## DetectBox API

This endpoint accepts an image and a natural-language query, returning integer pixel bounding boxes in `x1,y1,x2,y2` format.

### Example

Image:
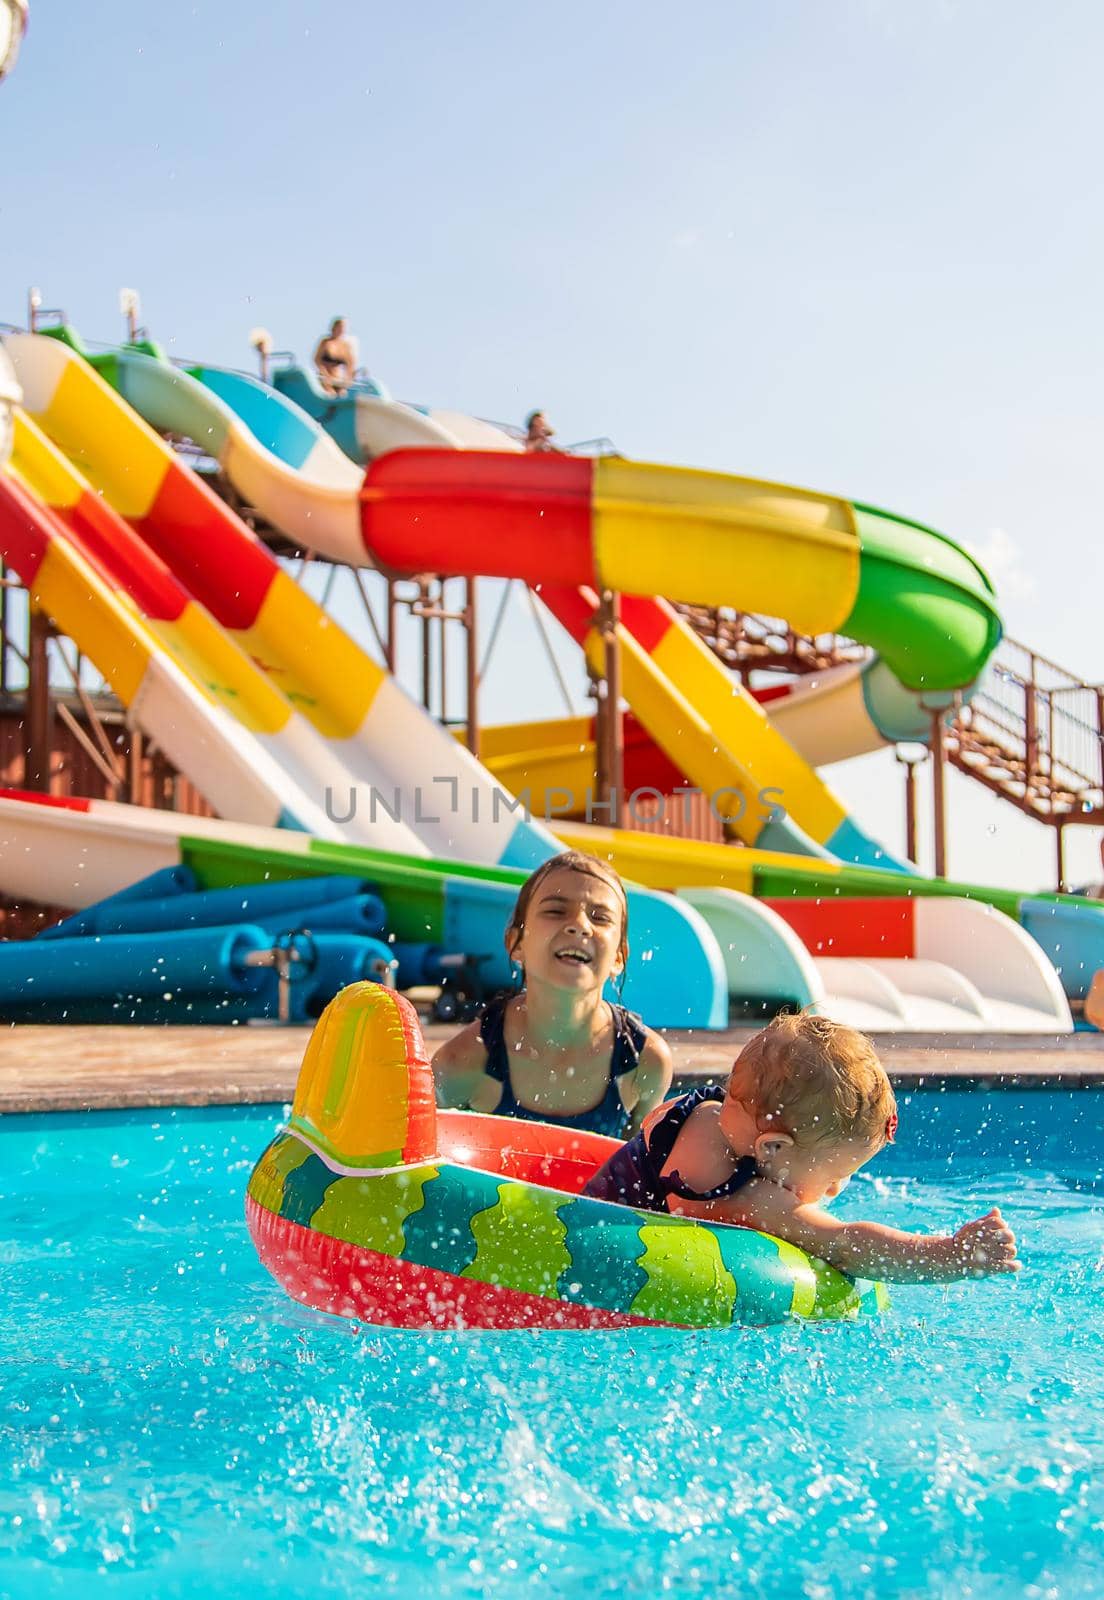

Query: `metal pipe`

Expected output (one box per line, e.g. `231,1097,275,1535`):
56,702,120,794
524,585,575,714
597,590,624,827
0,558,7,696
465,577,480,758
386,577,398,674
905,761,918,863
929,708,947,877
439,579,448,728
1024,655,1039,789
420,580,433,712
895,748,926,864
480,579,514,679
24,610,52,792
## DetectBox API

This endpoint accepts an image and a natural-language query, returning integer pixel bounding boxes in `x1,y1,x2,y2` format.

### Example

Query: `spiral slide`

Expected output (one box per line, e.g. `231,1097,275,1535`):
0,335,728,1027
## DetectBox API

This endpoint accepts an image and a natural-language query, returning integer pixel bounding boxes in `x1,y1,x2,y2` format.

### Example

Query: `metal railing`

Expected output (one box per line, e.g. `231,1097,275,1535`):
675,603,1104,826
673,604,869,680
954,641,1104,819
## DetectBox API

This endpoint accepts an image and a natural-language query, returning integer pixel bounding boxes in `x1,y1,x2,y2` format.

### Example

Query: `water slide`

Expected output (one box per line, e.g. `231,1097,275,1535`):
258,346,972,801
67,333,1096,1027
5,338,1083,1030
0,333,727,1027
84,336,950,870
1,332,928,1028
22,331,952,1022
0,344,17,464
269,355,520,465
41,337,866,870
0,787,1076,1032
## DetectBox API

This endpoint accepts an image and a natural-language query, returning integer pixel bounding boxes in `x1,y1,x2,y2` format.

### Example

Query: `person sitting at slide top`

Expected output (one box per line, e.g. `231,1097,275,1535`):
432,852,673,1137
524,409,558,452
313,316,356,394
585,1011,1021,1284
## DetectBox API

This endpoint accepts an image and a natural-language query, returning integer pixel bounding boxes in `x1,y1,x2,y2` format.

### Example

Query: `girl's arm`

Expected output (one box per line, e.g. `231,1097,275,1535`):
431,1021,490,1109
717,1183,1021,1285
622,1031,674,1134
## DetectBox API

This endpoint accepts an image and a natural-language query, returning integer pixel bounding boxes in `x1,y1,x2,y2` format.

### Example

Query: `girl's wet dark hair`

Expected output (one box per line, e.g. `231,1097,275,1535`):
506,851,630,977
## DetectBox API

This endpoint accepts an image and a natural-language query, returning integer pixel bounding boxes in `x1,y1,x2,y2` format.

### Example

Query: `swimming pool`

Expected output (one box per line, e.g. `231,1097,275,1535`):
1,1090,1101,1599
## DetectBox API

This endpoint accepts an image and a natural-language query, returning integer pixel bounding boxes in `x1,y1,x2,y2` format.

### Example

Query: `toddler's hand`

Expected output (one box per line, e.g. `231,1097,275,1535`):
952,1208,1021,1277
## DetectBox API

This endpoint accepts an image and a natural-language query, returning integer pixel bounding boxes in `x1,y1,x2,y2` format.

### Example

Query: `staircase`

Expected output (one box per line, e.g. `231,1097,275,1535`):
947,639,1104,826
673,605,1104,830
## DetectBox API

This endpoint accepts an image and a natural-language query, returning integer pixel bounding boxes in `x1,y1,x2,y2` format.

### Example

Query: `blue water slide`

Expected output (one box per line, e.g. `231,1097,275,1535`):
1020,900,1104,1004
40,865,197,940
0,924,275,1005
188,364,324,471
40,874,380,941
270,365,363,463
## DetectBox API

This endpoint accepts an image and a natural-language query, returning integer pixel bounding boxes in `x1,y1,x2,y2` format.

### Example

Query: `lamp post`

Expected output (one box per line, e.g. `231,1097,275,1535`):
0,0,28,83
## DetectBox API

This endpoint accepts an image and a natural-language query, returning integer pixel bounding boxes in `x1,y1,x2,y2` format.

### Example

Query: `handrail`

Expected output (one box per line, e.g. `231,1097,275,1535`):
676,603,1104,826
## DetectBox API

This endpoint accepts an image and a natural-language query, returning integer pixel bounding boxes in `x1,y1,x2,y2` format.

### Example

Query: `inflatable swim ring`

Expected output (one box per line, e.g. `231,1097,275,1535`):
246,983,888,1329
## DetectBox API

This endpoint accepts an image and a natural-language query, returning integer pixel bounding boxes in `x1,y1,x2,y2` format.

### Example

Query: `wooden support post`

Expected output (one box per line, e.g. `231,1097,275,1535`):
929,708,947,878
24,610,52,792
465,577,480,759
1055,825,1067,895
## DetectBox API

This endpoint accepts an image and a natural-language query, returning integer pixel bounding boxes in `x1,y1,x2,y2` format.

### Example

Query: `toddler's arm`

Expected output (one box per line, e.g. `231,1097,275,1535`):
724,1185,1021,1284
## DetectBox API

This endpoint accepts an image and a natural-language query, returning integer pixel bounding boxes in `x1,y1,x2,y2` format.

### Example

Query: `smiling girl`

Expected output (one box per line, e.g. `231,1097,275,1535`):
432,852,673,1136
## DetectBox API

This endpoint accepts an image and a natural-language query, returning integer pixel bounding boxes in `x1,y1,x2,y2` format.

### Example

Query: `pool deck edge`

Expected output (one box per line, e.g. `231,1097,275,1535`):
1,1022,1102,1114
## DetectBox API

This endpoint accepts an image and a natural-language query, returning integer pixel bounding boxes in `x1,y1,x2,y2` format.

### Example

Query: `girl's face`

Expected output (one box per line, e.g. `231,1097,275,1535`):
510,867,625,996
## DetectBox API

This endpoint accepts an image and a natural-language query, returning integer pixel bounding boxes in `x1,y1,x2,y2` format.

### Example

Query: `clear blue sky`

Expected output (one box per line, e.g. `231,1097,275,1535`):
2,0,1101,888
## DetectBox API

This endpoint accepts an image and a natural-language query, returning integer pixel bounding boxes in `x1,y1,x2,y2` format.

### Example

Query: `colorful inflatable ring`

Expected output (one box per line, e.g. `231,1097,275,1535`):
246,983,888,1330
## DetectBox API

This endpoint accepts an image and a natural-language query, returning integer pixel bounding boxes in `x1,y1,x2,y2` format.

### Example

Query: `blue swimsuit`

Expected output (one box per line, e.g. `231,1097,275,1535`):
583,1086,759,1212
478,996,645,1139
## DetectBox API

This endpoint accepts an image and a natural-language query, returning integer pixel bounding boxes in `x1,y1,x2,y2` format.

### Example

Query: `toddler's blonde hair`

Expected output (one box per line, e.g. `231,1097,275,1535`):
728,1011,896,1149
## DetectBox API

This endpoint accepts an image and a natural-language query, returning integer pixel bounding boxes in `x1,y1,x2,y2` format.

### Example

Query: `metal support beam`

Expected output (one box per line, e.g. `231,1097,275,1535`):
24,610,53,792
385,578,398,674
465,578,480,758
596,590,624,828
439,580,448,728
0,559,7,696
929,708,948,878
419,579,433,713
896,748,926,865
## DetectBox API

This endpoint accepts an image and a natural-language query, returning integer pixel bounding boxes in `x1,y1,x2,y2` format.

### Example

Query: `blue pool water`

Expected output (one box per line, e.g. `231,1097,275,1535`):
1,1090,1102,1599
